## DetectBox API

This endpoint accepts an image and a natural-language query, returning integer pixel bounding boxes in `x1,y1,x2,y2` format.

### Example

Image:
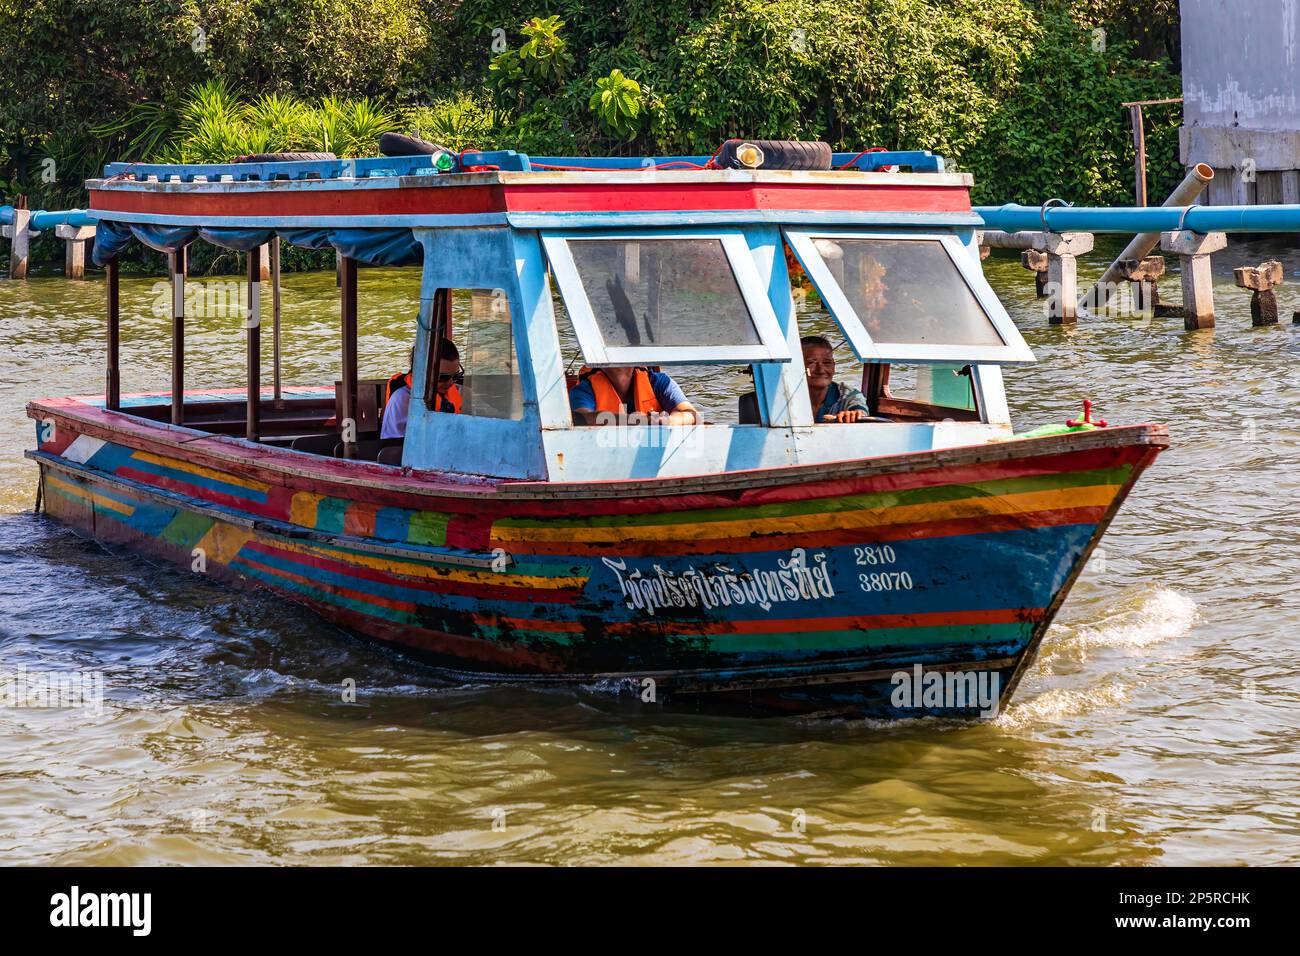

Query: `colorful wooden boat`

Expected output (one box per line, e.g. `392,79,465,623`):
26,142,1167,718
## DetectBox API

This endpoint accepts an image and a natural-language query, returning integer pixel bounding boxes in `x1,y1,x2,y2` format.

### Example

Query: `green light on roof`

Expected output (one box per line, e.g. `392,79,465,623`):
434,152,456,172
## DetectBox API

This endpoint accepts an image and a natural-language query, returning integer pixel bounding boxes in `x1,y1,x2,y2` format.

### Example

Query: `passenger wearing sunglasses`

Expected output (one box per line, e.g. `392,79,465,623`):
381,339,462,439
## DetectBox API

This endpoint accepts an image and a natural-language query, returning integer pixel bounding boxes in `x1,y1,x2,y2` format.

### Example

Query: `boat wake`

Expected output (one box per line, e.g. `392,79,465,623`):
998,585,1200,727
995,679,1130,728
1036,585,1198,671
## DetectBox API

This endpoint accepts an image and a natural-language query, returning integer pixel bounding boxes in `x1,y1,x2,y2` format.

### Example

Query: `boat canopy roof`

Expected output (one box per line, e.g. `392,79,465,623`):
85,148,978,268
91,220,421,267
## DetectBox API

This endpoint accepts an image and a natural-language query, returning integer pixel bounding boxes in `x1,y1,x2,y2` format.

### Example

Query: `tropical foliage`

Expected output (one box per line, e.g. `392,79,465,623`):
0,0,1184,268
589,70,644,141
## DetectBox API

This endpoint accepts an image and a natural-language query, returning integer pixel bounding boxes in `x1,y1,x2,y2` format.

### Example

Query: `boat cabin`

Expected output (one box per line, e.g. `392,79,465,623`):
85,145,1035,482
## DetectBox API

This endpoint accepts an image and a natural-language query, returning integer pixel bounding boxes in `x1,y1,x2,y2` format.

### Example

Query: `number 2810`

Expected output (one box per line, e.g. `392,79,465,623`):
854,545,897,566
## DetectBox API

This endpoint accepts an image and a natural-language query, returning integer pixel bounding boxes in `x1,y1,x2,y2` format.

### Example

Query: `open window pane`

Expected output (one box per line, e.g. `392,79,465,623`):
884,364,978,412
425,288,522,420
811,238,1003,347
566,238,761,349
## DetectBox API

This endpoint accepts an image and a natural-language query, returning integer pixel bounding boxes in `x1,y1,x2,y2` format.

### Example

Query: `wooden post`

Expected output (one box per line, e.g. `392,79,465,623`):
1160,230,1227,330
340,255,358,458
1033,232,1094,324
1130,104,1148,207
246,246,263,441
6,206,30,279
106,259,120,410
1233,260,1283,326
256,242,271,282
169,247,187,424
56,224,95,279
270,237,282,402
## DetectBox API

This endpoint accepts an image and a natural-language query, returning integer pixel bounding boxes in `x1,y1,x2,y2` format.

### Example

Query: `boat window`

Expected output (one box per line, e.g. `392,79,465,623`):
815,238,1002,346
874,363,980,422
551,286,749,424
425,288,523,420
541,230,790,366
784,230,1034,365
568,238,760,347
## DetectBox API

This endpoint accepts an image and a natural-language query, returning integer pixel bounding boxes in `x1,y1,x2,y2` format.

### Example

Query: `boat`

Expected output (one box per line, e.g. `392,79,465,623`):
26,139,1168,718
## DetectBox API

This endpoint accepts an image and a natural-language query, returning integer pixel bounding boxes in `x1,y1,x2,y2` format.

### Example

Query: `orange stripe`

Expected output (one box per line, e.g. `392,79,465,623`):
344,502,379,538
503,506,1108,556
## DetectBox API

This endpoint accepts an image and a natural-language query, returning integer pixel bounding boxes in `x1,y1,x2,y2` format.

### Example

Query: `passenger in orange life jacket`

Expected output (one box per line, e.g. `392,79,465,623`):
381,339,461,439
569,365,699,426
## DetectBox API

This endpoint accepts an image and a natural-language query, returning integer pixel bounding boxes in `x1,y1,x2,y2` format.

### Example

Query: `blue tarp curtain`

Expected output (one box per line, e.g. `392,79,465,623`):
92,220,422,267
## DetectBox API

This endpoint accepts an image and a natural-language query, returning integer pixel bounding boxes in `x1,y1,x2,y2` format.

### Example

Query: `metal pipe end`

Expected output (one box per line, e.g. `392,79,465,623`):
1193,163,1214,182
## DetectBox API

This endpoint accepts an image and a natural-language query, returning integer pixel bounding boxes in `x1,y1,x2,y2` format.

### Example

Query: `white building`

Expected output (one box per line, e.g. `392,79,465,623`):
1180,0,1300,204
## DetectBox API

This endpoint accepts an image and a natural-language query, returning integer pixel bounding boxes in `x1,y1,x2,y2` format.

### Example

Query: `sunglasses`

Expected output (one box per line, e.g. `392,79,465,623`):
437,368,465,385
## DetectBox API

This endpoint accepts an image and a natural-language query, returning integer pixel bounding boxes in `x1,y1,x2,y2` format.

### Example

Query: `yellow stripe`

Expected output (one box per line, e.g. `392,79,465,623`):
45,473,135,516
261,535,587,589
290,491,323,528
131,450,271,493
195,522,254,566
490,484,1122,545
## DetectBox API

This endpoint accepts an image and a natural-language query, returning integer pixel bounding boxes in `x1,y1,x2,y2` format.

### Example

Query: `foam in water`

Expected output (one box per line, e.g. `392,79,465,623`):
995,680,1130,728
1037,586,1199,675
1071,587,1200,653
999,587,1200,727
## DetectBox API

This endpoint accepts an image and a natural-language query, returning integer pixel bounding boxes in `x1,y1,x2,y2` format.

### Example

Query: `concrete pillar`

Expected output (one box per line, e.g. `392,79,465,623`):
55,223,96,279
3,207,30,278
1233,260,1283,327
1033,232,1094,324
1115,255,1165,318
1159,230,1227,330
1021,249,1049,297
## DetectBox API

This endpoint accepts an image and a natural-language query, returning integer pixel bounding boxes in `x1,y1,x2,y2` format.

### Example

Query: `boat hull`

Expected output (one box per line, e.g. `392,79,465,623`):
28,399,1167,718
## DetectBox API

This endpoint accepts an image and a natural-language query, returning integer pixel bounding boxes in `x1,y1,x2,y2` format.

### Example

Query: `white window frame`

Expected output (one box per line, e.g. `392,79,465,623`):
784,229,1035,365
541,228,792,366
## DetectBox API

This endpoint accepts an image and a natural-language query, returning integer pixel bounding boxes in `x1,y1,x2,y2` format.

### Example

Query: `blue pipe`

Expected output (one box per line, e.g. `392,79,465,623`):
977,203,1300,234
0,204,12,226
30,208,95,230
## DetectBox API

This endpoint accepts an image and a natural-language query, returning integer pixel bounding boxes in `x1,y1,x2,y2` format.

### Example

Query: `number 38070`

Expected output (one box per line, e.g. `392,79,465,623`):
859,571,914,592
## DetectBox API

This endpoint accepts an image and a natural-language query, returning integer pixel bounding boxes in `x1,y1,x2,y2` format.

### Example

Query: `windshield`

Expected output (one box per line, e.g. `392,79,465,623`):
565,237,761,349
811,237,1004,347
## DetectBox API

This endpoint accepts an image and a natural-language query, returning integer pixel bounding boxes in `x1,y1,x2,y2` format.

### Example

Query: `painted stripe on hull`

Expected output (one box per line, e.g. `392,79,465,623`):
42,469,1073,664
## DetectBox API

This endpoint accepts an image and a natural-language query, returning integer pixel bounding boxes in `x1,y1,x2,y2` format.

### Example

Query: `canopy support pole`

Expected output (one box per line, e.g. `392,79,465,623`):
340,256,358,458
106,259,120,411
169,248,187,425
271,237,282,403
246,245,262,442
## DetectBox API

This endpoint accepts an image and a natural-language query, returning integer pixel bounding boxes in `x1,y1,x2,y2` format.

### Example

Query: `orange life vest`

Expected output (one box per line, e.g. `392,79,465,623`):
586,368,662,415
436,383,462,414
385,372,462,414
384,371,411,406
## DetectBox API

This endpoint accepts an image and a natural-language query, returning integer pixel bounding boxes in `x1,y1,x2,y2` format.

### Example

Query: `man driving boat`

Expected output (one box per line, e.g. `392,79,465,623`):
802,335,870,423
569,365,700,426
381,339,461,439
